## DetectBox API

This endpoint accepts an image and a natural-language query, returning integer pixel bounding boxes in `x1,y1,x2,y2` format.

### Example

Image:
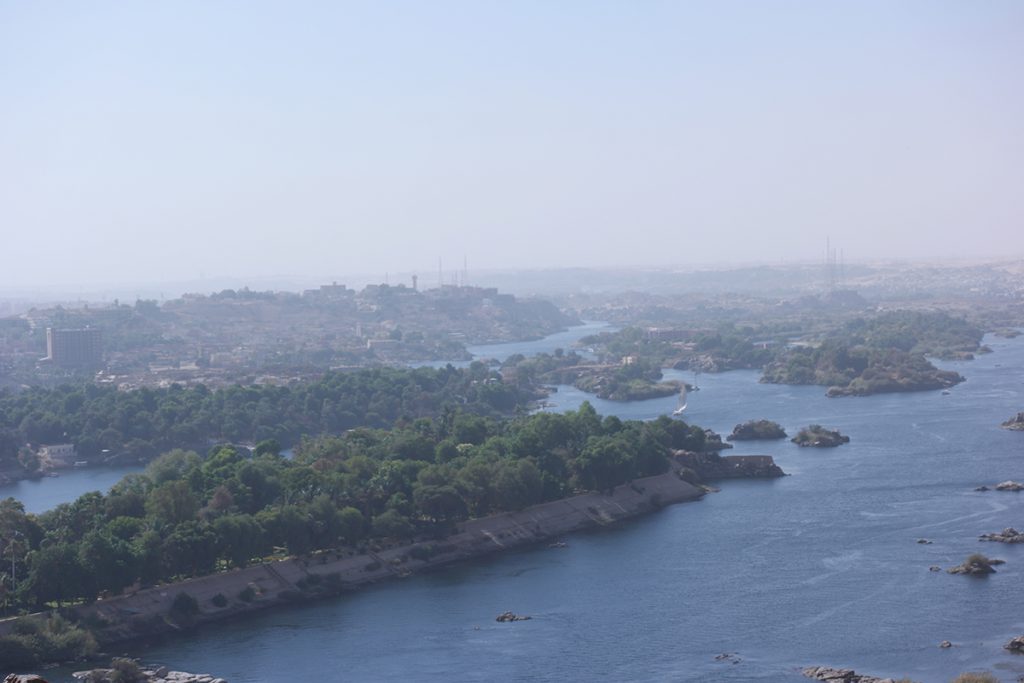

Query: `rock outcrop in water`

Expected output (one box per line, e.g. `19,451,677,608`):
802,666,901,682
979,527,1024,544
1001,412,1024,431
495,611,531,622
791,425,849,448
947,553,1004,576
1005,635,1024,653
726,419,787,441
76,672,225,683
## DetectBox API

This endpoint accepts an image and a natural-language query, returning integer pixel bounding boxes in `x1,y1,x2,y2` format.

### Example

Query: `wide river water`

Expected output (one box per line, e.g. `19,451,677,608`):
28,326,1024,682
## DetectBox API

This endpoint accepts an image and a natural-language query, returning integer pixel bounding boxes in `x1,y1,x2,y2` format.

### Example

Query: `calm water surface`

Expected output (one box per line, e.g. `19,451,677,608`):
410,320,613,368
0,465,140,514
36,332,1024,681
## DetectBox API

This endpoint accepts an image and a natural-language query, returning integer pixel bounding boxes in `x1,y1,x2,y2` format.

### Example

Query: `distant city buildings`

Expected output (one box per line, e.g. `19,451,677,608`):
46,327,103,367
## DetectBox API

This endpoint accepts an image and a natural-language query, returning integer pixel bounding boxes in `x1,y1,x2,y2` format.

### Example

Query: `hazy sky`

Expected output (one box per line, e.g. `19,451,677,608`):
2,1,1022,288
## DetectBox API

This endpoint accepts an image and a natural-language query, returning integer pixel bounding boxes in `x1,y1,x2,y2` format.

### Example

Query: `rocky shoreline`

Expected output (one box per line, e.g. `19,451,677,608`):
802,666,901,682
674,451,786,480
73,666,225,683
4,670,225,683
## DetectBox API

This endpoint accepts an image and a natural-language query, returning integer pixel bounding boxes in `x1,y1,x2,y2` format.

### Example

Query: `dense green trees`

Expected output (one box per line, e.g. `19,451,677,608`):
0,404,704,612
759,311,980,395
0,365,530,471
761,343,964,395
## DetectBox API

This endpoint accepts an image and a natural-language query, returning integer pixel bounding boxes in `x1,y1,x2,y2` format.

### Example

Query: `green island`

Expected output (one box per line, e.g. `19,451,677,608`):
500,348,679,402
727,419,787,441
791,425,850,448
575,311,984,398
0,402,720,665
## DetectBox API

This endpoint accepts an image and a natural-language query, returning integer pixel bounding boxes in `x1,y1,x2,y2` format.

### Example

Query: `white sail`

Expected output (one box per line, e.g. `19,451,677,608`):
672,384,688,416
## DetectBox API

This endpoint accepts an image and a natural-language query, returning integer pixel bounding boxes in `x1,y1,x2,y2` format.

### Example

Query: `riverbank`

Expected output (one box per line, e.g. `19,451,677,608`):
0,466,706,649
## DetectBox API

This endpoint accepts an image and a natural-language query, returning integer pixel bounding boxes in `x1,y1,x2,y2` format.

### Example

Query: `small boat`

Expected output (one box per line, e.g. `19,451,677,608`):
672,384,688,416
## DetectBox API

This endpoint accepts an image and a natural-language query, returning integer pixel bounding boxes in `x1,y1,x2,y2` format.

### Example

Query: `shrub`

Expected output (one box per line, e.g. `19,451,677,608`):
238,585,257,602
110,657,146,683
170,591,199,618
0,615,98,667
364,561,381,572
211,593,228,608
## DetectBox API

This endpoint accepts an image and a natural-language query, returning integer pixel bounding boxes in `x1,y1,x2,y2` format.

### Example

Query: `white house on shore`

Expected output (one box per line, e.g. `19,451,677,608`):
38,443,77,467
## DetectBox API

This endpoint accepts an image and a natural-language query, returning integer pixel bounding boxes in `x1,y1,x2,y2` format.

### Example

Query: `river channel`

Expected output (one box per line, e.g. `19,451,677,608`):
24,326,1024,682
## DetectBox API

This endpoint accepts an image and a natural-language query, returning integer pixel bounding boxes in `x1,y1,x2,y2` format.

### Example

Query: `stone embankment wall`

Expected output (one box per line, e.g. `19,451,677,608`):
674,451,786,479
0,468,704,645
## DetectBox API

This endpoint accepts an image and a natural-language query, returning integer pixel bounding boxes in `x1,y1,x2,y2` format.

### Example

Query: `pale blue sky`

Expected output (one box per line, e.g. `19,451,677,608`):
2,1,1022,288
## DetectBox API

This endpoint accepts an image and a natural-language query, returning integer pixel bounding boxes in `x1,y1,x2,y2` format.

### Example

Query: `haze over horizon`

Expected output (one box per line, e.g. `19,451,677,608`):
3,1,1023,289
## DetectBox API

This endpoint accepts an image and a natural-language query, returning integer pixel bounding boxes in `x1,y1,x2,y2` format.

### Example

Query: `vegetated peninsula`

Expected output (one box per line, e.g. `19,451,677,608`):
761,311,978,396
0,405,759,665
501,349,680,402
571,368,679,402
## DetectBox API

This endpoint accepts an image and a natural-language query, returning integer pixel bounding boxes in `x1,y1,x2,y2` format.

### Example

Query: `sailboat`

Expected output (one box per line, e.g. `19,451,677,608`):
672,383,688,416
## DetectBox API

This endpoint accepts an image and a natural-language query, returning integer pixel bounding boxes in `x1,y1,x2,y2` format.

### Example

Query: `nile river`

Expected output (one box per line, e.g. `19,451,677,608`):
29,326,1024,681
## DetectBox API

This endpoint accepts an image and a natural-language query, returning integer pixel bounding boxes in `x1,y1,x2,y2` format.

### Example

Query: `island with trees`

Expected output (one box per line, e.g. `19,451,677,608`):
791,425,850,448
727,420,787,441
572,311,983,399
